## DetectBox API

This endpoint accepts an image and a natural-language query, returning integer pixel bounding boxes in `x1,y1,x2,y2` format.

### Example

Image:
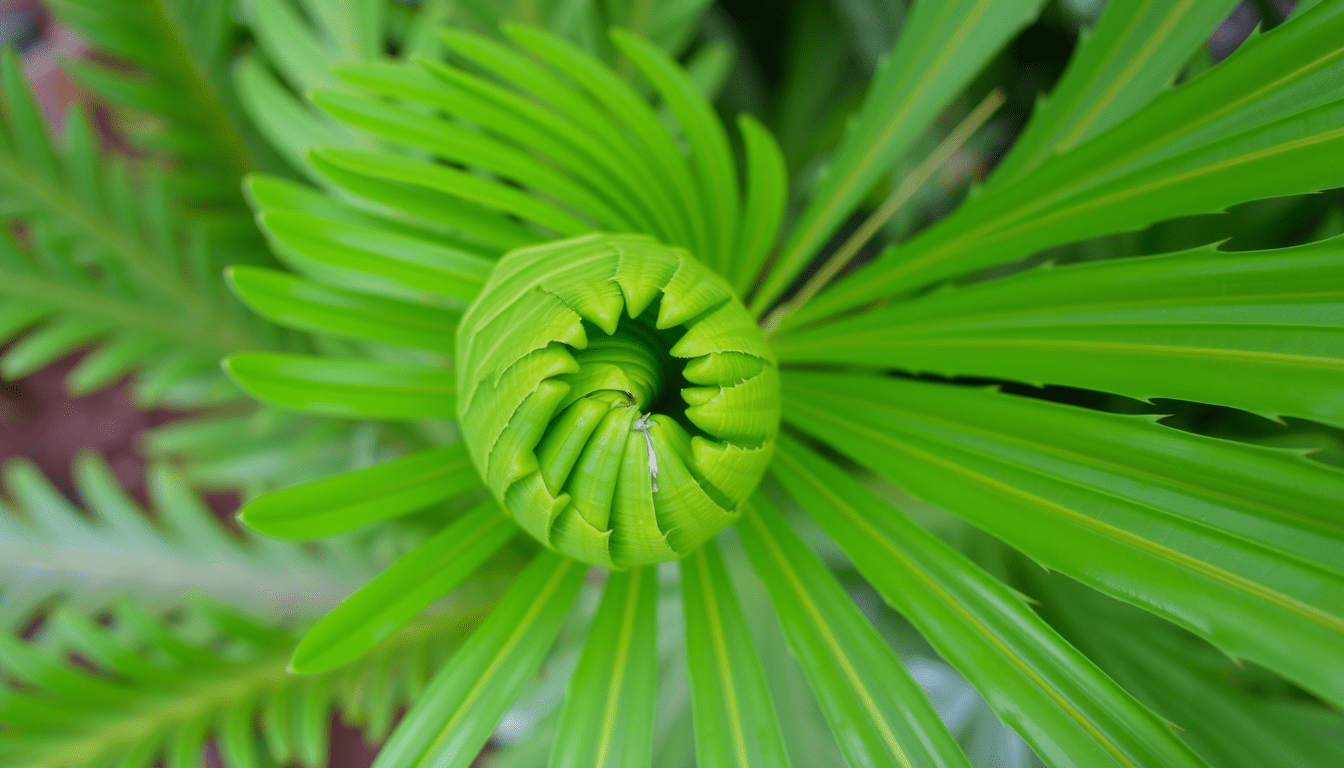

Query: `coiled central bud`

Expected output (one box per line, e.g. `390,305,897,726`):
456,234,779,568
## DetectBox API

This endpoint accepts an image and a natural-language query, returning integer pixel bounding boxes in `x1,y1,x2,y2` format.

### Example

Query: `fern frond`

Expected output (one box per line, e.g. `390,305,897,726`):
0,453,365,630
0,600,491,768
0,54,284,404
44,0,274,210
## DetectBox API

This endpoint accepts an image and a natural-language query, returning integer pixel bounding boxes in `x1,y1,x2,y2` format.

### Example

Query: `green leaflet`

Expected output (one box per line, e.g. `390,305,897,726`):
290,500,515,673
775,238,1344,427
792,1,1344,326
455,234,779,567
781,372,1344,708
680,541,792,768
0,601,485,768
317,26,782,283
737,495,972,768
224,352,456,419
752,0,1048,314
372,551,587,768
228,265,460,353
769,436,1211,768
0,454,357,628
990,0,1241,185
48,0,264,206
0,60,265,402
1033,573,1344,768
258,207,494,304
550,567,659,768
239,443,481,539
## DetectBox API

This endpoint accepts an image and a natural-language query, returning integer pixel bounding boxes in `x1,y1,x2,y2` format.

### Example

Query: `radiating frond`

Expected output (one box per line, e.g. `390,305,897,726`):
780,372,1344,709
794,2,1344,326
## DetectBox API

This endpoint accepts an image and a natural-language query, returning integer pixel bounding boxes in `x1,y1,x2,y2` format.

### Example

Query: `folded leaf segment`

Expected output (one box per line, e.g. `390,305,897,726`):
457,234,779,568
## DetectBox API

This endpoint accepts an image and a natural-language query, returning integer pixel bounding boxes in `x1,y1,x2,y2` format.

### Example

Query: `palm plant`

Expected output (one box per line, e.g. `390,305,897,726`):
2,1,1343,767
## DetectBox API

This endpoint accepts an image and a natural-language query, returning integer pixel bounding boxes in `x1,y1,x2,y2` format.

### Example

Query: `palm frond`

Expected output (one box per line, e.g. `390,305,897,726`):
0,452,364,629
0,54,280,405
0,599,488,768
46,0,274,211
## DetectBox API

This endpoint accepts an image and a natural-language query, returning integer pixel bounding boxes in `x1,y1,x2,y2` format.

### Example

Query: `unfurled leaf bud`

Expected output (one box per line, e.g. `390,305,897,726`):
456,233,779,568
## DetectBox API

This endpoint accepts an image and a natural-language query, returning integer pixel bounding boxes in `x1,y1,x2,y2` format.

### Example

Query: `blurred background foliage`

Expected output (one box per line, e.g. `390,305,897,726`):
0,1,1340,766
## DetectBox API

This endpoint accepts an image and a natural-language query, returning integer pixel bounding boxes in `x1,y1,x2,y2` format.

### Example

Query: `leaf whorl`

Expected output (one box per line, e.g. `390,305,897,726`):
457,233,779,567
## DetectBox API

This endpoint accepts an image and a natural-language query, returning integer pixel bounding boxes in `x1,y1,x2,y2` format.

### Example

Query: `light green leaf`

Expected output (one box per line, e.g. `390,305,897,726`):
781,372,1344,708
224,352,456,419
372,551,587,768
313,147,592,238
752,0,1048,313
680,541,792,768
258,207,493,303
770,435,1211,768
731,114,788,295
612,29,739,274
795,2,1344,325
239,443,481,539
291,500,514,673
550,567,659,768
991,0,1241,185
737,494,971,768
776,238,1344,427
227,265,460,353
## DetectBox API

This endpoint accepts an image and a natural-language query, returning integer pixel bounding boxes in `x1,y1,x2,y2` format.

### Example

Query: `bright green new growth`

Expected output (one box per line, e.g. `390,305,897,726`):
457,233,778,568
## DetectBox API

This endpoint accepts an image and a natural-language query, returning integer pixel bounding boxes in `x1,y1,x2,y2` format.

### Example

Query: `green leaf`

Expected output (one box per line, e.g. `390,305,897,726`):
234,52,361,179
731,114,788,295
502,25,706,254
291,500,514,673
752,0,1048,313
224,352,456,419
737,494,971,768
680,541,792,768
310,89,634,230
239,443,481,539
794,2,1344,326
47,0,265,205
0,454,357,628
991,0,1241,185
258,207,493,304
227,265,459,353
313,147,592,238
550,567,659,768
775,239,1344,427
612,29,739,274
372,551,587,768
0,600,485,768
251,0,343,92
769,435,1211,768
780,372,1344,708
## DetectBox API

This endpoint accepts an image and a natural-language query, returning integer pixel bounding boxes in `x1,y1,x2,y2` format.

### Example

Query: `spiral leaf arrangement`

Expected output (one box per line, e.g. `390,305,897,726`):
458,233,778,567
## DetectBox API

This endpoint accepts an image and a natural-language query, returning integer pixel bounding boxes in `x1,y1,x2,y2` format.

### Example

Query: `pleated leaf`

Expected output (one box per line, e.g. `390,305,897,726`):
781,372,1344,708
769,435,1211,768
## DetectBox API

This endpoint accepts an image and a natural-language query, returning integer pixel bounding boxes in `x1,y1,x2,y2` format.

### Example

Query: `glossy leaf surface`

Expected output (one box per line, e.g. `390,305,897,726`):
781,372,1344,707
